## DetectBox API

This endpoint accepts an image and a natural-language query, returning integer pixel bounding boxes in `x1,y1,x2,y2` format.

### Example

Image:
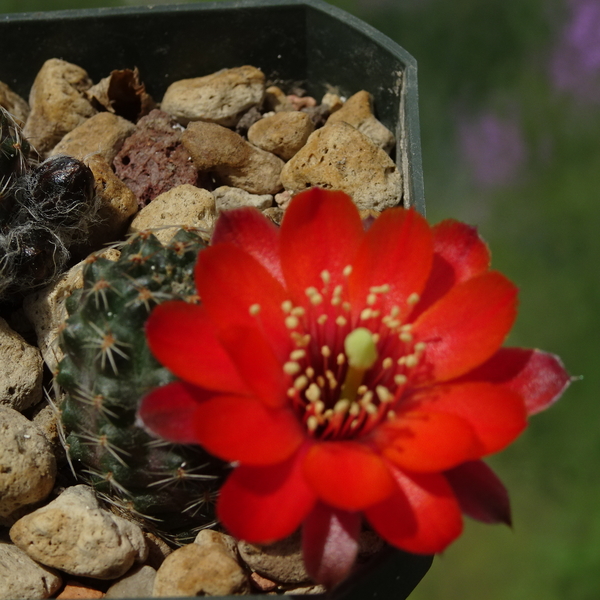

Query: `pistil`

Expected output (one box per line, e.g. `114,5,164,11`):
339,328,378,404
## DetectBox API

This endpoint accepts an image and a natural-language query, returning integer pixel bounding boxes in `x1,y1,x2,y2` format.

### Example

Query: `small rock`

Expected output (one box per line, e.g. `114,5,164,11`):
182,121,251,170
113,109,197,207
280,121,402,211
321,92,343,114
0,407,56,521
285,584,328,595
56,581,105,599
161,66,265,127
50,111,136,164
264,85,293,112
0,538,62,600
287,94,317,111
194,528,239,559
274,189,293,209
0,317,43,411
182,121,283,195
0,80,29,123
128,184,216,243
250,571,278,593
10,485,148,580
326,90,395,153
82,154,139,249
23,58,96,155
262,206,285,226
213,186,273,212
247,111,314,160
152,542,250,597
105,565,157,598
22,262,85,374
237,531,311,586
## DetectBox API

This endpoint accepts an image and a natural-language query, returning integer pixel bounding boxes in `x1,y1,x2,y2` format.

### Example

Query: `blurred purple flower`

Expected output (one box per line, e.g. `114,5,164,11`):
458,112,527,188
550,0,600,101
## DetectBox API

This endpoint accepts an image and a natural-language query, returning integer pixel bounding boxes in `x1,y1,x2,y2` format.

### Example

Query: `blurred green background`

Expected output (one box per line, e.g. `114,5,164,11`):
1,0,597,598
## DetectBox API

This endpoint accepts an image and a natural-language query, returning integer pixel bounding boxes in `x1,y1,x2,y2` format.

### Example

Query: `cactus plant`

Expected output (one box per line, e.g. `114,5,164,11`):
56,228,227,544
1,106,98,300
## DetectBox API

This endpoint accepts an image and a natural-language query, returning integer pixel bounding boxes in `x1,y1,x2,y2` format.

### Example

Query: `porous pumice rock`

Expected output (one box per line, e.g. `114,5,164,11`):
152,541,250,597
183,120,284,195
0,80,29,123
213,186,273,212
237,531,311,586
0,317,43,411
281,121,402,211
80,154,140,249
105,565,157,599
161,65,265,127
326,90,395,153
0,538,62,600
264,85,293,112
0,407,56,522
50,111,136,164
10,485,148,580
128,184,216,243
247,110,315,160
23,58,96,155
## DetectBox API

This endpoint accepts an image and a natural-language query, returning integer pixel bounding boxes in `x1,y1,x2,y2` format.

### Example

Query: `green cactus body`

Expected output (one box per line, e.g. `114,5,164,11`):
57,228,226,543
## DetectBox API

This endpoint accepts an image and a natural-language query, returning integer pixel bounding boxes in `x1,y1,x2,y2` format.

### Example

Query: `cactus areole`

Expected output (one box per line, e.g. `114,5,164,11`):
139,187,571,588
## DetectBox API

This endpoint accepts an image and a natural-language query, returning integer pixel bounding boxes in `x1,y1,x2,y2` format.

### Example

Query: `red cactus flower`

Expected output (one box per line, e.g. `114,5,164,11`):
139,187,570,588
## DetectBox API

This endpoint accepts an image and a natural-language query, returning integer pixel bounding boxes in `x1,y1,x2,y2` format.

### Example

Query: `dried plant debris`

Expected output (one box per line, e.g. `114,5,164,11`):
86,67,155,123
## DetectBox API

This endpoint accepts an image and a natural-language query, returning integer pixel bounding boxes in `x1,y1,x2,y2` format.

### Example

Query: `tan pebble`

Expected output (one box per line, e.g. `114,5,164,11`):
281,121,402,211
287,94,317,110
250,571,278,592
0,81,29,123
326,90,395,153
51,112,135,164
24,58,96,155
321,92,344,114
183,121,250,170
248,111,314,160
264,85,293,112
162,66,265,126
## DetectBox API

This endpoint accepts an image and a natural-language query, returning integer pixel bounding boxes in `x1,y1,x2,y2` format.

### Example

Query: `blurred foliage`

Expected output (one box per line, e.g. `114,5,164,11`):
1,0,597,598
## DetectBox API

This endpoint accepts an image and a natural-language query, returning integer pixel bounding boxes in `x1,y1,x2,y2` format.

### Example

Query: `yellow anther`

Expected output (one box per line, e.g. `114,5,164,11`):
357,385,368,395
321,345,331,358
315,400,325,414
294,375,309,390
365,402,378,415
317,314,328,325
305,383,321,402
305,366,315,379
414,341,427,353
360,308,373,320
387,410,397,420
287,388,296,398
336,353,346,365
317,375,326,387
382,357,393,369
360,390,374,405
394,374,408,386
342,301,352,312
282,300,293,313
400,331,413,343
375,385,394,403
400,324,413,332
291,306,306,317
336,316,348,327
333,398,351,414
290,349,306,361
310,292,324,305
366,294,377,306
326,370,338,389
285,315,299,329
407,292,420,305
283,361,301,375
370,284,391,294
405,354,419,368
343,265,353,277
333,284,344,296
249,304,261,315
320,270,331,285
349,403,361,416
307,416,319,432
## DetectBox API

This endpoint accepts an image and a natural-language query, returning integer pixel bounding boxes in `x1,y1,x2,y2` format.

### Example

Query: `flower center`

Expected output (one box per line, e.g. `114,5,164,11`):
250,267,427,440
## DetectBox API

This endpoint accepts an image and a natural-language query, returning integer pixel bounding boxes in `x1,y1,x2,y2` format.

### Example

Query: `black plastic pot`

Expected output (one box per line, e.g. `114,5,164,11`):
0,1,431,598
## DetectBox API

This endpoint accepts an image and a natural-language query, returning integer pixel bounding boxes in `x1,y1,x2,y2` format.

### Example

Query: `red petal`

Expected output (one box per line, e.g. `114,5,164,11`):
217,325,289,408
211,206,284,284
165,391,304,465
138,381,212,444
145,302,247,394
365,468,463,554
279,188,364,303
416,220,490,316
406,382,527,455
302,503,361,589
195,243,290,360
412,271,518,382
374,410,482,472
445,460,512,525
302,441,395,510
349,208,433,321
217,447,316,543
458,347,572,416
